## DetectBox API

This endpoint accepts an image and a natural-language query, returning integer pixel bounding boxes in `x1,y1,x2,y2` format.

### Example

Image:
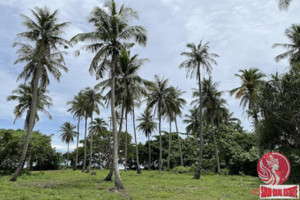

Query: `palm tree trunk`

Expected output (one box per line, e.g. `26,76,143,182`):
158,104,163,173
175,116,183,166
74,117,80,170
148,133,151,170
125,110,128,172
167,120,172,170
82,116,88,172
27,155,31,170
10,65,42,182
67,142,69,168
194,62,203,180
211,117,221,174
87,115,94,173
111,51,124,189
132,106,141,174
254,115,263,157
104,131,113,181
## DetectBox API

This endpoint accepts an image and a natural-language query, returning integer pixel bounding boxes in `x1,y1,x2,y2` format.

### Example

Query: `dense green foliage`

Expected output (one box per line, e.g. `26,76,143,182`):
0,129,61,171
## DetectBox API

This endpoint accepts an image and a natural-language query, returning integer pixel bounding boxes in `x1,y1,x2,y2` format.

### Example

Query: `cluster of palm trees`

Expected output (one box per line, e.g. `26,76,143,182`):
7,0,299,191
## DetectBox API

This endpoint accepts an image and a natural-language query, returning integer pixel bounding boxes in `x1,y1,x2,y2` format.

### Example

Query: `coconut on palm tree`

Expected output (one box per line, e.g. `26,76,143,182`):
7,84,53,130
230,68,265,157
71,0,147,188
179,41,218,179
59,122,77,168
10,7,70,181
137,108,157,170
146,75,176,172
273,24,300,64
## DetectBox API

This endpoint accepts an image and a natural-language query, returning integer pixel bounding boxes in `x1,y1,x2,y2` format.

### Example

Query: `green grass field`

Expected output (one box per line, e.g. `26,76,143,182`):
0,170,262,200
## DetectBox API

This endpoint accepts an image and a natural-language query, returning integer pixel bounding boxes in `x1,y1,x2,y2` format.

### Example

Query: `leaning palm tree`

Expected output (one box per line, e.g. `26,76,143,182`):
59,122,77,168
137,108,157,170
279,0,293,10
230,68,265,156
273,24,300,64
67,91,85,170
179,41,218,179
7,84,52,129
10,7,70,181
192,77,226,174
71,0,146,189
146,75,176,172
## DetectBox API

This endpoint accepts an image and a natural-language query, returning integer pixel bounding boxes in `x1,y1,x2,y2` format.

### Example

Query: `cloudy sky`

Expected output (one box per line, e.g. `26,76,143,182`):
0,0,299,152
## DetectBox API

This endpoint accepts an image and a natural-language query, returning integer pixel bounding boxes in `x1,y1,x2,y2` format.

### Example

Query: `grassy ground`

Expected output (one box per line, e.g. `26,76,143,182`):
0,169,261,200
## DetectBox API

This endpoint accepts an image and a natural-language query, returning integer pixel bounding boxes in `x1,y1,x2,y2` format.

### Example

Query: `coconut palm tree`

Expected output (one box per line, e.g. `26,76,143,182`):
230,68,265,157
7,84,52,130
59,122,77,168
192,77,226,174
279,0,293,10
146,75,176,172
10,7,70,181
179,41,218,179
137,109,157,170
71,0,146,188
273,24,300,64
98,48,148,174
67,92,85,170
81,87,103,173
184,108,200,136
170,87,186,167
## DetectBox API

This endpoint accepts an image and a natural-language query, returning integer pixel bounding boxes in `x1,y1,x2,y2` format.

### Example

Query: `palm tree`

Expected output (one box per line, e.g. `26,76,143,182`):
179,41,218,179
59,122,77,168
279,0,293,10
137,109,157,170
170,87,186,167
7,84,52,129
67,92,85,170
184,108,200,136
99,48,148,174
192,77,226,174
147,75,176,172
10,7,70,181
81,87,103,173
273,24,300,64
71,0,146,189
230,68,265,157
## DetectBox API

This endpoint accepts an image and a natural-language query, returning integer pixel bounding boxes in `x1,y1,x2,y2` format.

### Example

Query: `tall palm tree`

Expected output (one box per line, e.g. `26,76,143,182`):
71,0,146,188
230,68,265,156
273,24,300,64
192,77,226,174
10,7,70,181
179,41,218,179
137,109,157,170
7,84,52,129
147,75,176,172
279,0,293,10
81,87,103,173
170,87,186,167
184,108,200,136
99,48,148,174
67,92,85,170
59,122,77,168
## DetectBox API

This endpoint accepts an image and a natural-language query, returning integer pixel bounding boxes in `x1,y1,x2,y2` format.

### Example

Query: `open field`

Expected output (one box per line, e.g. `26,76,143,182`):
0,170,261,200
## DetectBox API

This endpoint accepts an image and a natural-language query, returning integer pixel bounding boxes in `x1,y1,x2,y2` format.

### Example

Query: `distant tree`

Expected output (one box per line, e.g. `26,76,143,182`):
59,122,77,168
179,41,218,179
137,109,157,170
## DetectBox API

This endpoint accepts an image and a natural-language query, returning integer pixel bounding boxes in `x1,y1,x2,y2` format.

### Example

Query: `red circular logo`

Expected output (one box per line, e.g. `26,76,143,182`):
257,152,290,185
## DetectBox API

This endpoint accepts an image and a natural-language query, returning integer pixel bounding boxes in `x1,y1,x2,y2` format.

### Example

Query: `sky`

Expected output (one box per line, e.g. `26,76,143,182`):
0,0,299,153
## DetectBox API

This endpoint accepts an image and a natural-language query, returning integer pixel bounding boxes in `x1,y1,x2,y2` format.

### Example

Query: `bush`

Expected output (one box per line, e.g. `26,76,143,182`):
171,166,193,174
